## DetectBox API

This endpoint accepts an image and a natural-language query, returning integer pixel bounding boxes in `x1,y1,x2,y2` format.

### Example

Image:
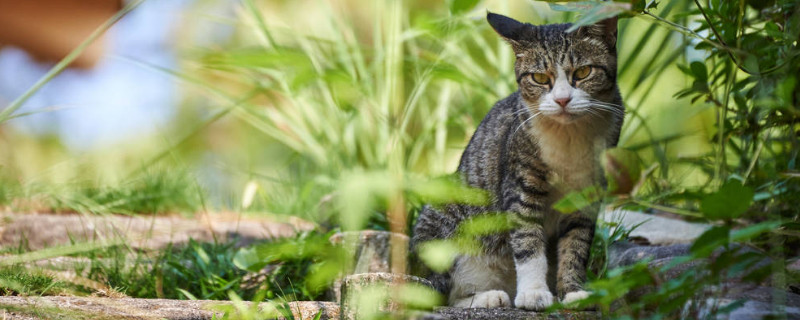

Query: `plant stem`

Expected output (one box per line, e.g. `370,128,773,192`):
631,199,704,218
640,11,732,54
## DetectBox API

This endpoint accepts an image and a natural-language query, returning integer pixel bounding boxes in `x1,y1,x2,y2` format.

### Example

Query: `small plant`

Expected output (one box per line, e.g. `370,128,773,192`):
233,231,342,302
79,240,251,300
0,266,82,296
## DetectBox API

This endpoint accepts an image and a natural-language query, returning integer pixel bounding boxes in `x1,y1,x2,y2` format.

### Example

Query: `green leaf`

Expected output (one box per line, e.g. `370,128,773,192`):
232,247,266,272
418,240,459,273
690,61,708,82
730,221,780,242
448,0,480,15
549,2,631,32
690,225,730,258
700,181,754,220
553,186,602,213
457,213,513,236
743,55,760,73
396,283,444,309
776,76,797,104
177,288,199,300
411,176,490,206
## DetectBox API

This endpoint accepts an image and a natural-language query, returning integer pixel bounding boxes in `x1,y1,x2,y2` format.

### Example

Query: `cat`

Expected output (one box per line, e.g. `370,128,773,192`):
411,12,624,310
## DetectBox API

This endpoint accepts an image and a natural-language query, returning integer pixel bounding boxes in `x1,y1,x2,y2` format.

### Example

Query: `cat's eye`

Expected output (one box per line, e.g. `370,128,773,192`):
530,73,550,85
573,66,592,80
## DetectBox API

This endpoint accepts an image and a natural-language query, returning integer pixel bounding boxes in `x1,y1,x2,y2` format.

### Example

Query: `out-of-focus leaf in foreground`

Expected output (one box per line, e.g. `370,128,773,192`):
700,181,754,220
549,1,633,32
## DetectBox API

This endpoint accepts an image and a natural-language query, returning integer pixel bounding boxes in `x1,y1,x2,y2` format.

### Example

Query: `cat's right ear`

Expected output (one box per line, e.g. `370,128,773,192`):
487,12,528,45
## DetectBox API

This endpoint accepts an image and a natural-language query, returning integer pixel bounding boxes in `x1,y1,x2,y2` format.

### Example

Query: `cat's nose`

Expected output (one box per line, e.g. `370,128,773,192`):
554,97,571,108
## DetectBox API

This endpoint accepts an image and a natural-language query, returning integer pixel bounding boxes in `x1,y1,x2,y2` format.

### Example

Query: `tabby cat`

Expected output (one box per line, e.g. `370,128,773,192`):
411,13,624,310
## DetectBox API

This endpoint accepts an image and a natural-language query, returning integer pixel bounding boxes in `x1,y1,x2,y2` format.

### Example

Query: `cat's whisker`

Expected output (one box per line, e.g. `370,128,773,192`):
512,112,541,136
587,100,622,108
586,102,622,108
588,104,625,116
583,108,604,119
591,105,623,113
569,103,615,118
513,109,532,116
587,99,625,109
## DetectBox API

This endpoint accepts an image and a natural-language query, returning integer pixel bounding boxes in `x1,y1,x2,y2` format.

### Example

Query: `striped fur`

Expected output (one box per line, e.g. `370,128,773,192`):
411,13,624,310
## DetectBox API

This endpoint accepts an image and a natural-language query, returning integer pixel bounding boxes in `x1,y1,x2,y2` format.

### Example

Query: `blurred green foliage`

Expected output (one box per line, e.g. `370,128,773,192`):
0,0,797,318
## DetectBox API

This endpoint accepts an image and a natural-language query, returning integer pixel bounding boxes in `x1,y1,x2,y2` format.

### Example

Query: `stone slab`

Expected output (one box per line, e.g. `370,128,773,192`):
607,241,691,269
0,296,338,320
0,212,314,251
423,307,600,320
601,209,710,245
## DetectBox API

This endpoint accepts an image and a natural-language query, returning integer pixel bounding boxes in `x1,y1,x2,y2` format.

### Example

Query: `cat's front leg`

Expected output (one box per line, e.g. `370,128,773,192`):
557,213,594,306
510,226,554,310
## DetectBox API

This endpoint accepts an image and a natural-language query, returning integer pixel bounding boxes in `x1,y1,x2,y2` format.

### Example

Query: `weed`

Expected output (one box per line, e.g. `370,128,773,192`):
0,266,82,296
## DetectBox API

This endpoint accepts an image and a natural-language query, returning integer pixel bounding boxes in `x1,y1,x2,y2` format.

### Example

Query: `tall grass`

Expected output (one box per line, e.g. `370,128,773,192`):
193,0,703,229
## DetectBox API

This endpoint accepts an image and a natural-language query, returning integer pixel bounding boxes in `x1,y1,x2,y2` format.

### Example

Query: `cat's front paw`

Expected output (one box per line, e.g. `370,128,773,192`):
561,290,591,306
514,289,553,310
453,290,511,308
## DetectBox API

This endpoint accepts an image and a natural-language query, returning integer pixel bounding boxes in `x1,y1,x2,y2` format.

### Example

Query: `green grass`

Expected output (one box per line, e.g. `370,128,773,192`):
53,168,204,215
73,240,250,300
0,237,306,301
56,236,318,302
0,166,203,215
0,266,84,296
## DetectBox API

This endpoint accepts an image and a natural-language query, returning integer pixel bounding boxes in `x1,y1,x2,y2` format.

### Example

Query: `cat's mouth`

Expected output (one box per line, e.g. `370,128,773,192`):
552,112,577,122
551,112,581,124
539,108,586,124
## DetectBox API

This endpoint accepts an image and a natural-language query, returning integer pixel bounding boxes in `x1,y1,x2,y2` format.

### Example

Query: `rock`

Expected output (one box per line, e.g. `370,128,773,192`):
789,259,800,272
719,284,800,306
329,231,409,275
0,212,313,251
0,296,339,320
607,242,691,269
329,231,409,301
601,209,710,245
694,287,800,320
606,241,800,318
283,301,341,320
723,300,800,320
421,307,600,320
339,272,433,320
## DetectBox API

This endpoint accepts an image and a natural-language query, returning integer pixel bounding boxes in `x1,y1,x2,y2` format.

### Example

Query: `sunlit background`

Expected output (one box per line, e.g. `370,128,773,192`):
0,0,710,219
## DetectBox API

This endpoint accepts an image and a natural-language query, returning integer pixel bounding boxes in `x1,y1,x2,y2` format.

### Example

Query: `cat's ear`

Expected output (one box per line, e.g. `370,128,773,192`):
576,17,618,47
487,12,529,46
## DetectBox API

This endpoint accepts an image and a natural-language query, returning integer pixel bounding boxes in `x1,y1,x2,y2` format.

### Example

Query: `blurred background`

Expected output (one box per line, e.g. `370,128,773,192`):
0,0,712,220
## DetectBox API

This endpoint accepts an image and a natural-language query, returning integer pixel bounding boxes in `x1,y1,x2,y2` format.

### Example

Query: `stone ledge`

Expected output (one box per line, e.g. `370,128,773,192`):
601,210,710,245
0,296,339,320
422,307,600,320
0,212,313,251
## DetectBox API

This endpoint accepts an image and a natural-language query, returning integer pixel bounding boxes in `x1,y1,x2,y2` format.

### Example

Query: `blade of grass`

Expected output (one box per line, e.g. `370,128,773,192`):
0,240,123,267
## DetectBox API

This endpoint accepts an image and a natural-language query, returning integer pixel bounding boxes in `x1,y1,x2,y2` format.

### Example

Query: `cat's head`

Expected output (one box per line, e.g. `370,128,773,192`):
488,12,622,125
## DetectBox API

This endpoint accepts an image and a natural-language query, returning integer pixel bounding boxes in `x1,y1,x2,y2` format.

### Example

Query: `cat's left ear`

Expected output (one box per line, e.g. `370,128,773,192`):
487,12,530,51
577,17,618,47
